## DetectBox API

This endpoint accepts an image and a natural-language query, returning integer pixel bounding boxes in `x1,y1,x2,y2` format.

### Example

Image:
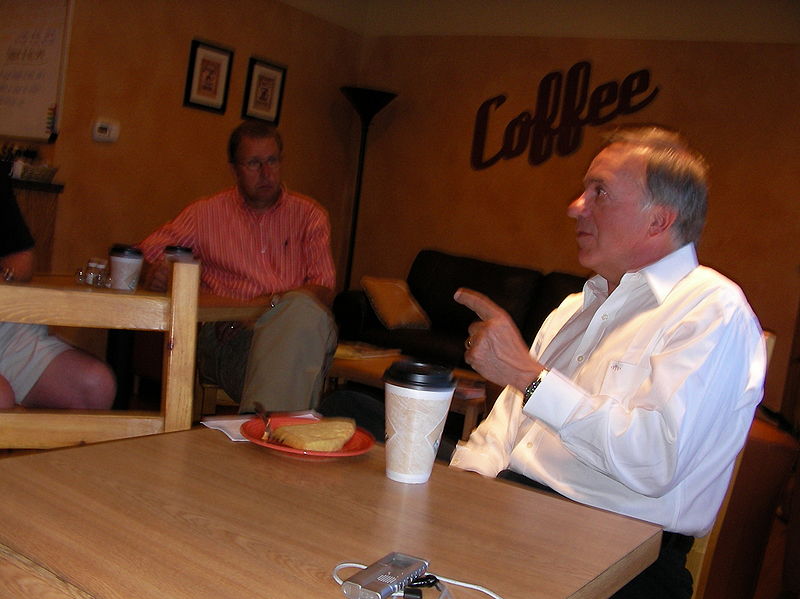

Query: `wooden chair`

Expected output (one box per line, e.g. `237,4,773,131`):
687,329,781,598
0,261,200,449
195,373,238,420
686,444,745,598
701,417,799,599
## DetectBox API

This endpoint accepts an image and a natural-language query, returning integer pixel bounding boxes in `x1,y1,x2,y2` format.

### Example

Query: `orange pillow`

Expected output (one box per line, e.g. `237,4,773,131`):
361,276,431,330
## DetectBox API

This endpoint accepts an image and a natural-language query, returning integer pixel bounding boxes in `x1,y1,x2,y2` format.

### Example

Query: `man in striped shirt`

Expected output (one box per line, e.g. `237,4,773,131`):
139,121,336,413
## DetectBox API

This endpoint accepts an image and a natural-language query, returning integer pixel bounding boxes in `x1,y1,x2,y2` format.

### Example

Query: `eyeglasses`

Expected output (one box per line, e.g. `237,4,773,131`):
239,156,281,171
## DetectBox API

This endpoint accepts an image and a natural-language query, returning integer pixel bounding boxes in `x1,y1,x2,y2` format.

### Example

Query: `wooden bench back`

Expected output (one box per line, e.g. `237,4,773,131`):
0,261,200,449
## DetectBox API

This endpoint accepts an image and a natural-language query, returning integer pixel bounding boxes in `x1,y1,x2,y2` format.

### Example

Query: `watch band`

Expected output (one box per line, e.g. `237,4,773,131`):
522,369,548,406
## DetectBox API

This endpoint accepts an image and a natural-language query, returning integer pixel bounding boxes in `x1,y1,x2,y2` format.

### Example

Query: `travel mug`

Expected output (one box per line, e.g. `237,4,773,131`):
109,244,144,291
383,361,455,484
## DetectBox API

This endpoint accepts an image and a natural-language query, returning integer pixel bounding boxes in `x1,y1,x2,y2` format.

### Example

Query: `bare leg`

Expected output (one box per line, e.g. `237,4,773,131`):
0,375,15,408
22,349,116,409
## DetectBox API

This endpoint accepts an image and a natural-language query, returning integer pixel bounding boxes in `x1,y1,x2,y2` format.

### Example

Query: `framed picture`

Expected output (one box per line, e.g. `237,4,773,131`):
183,40,233,114
241,57,286,124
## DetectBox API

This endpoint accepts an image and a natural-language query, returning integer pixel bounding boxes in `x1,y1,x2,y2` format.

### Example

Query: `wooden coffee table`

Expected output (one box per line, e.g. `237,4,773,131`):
328,352,494,440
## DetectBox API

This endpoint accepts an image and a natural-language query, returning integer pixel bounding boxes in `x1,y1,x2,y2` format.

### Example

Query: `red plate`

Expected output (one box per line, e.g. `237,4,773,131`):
240,416,375,458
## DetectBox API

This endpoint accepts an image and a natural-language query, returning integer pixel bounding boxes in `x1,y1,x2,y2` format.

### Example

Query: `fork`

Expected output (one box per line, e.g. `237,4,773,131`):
253,401,272,440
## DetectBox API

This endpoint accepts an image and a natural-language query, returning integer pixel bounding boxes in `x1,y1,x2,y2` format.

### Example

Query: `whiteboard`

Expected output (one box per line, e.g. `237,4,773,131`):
0,0,70,141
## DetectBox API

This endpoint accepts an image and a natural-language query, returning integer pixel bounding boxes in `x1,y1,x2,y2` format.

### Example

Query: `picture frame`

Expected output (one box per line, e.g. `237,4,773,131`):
241,57,286,124
183,39,233,114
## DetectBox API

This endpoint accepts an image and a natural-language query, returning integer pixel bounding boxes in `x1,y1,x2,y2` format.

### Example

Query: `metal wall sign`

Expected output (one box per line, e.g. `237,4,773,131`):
470,61,659,170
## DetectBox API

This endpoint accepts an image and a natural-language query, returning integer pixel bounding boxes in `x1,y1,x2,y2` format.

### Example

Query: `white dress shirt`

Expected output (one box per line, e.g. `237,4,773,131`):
450,244,765,536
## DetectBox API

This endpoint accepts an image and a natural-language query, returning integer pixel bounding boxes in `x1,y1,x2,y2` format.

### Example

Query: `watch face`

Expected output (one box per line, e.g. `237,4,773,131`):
522,384,535,407
522,370,547,407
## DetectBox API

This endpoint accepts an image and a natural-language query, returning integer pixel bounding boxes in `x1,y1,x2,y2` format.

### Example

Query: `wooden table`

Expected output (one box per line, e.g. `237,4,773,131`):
197,293,269,322
28,274,270,323
23,275,269,414
0,428,660,599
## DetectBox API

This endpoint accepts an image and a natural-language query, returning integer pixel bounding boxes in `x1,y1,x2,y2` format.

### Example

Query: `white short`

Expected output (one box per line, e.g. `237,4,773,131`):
0,322,71,403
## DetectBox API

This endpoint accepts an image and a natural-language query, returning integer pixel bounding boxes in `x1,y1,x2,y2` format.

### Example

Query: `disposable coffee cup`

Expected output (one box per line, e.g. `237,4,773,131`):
109,244,144,291
164,245,194,263
383,361,455,484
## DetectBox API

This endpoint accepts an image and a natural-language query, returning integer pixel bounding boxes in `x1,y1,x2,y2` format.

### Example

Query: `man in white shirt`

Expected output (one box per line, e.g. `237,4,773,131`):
450,126,766,598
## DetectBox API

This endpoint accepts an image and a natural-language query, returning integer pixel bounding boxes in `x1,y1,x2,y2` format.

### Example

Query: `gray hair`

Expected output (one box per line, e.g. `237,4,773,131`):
604,126,708,245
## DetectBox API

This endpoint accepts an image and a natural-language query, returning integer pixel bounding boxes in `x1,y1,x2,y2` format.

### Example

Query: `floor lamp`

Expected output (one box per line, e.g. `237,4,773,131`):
341,85,397,290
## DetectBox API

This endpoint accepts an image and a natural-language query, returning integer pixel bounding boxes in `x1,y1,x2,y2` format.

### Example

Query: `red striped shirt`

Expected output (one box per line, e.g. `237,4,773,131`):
139,186,335,300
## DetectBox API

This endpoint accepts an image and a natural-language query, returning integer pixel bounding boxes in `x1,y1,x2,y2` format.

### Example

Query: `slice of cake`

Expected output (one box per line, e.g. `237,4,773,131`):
269,418,356,452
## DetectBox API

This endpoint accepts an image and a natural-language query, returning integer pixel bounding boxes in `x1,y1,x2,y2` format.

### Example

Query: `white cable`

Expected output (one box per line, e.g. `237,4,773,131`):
331,561,505,599
332,562,366,586
430,572,505,599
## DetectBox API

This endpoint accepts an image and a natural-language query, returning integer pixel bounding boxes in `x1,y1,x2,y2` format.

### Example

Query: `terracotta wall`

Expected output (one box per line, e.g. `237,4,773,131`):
351,36,799,414
11,1,798,415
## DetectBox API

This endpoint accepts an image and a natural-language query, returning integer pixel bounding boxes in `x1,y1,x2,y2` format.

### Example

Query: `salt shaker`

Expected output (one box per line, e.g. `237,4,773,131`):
84,259,102,286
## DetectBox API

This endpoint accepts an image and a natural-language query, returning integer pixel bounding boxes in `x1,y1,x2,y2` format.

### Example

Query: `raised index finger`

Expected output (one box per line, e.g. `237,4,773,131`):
454,287,505,321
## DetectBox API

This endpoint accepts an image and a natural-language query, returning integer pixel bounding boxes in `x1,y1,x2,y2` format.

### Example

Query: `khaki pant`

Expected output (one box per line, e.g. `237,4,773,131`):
198,291,337,413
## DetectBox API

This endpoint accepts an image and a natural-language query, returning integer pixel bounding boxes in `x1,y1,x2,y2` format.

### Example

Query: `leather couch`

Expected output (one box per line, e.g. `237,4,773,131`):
333,249,587,369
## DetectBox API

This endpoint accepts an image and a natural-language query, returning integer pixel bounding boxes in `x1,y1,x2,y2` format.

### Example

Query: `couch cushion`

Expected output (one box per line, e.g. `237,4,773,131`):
407,249,542,337
361,276,430,330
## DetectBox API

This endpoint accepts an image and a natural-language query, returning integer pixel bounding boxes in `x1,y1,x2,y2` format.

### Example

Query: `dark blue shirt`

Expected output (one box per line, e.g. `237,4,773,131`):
0,173,35,258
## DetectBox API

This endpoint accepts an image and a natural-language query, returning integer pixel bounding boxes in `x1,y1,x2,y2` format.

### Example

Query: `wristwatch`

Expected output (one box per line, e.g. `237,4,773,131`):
522,369,548,407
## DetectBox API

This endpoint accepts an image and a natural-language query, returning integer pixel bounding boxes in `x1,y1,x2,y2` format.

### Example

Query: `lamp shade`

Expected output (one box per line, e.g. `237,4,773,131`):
341,86,397,126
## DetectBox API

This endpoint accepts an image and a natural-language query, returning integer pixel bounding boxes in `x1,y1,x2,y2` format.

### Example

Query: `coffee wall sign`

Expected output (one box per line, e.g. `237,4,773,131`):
470,61,659,170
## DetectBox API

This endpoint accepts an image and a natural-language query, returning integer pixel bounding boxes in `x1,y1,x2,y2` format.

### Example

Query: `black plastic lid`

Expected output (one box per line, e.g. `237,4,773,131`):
383,361,455,390
165,245,193,254
109,244,143,257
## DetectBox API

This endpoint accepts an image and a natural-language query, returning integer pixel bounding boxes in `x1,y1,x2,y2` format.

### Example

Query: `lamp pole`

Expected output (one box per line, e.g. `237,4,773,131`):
340,86,397,290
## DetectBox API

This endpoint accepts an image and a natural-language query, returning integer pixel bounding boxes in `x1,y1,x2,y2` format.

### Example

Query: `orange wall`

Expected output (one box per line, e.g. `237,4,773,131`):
18,2,799,415
48,0,361,280
352,36,799,413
